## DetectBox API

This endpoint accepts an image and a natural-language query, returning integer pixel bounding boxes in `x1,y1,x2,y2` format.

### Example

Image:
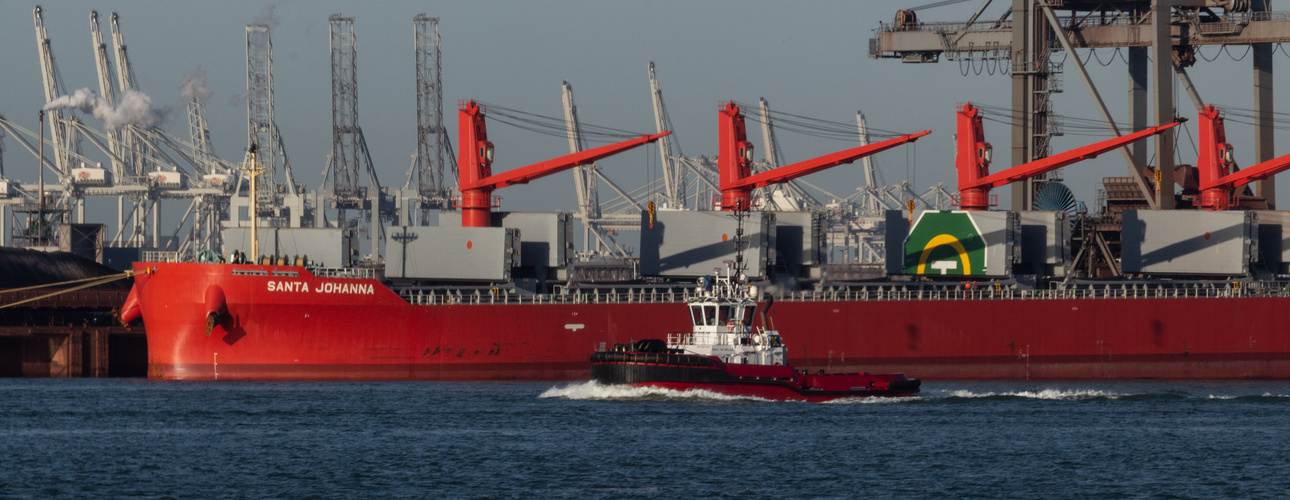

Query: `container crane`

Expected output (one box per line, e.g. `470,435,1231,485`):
327,15,385,257
561,81,643,257
33,6,74,179
89,11,123,182
244,23,303,228
647,62,686,209
455,100,670,227
29,6,81,242
753,98,824,212
562,82,601,225
110,11,164,248
109,12,147,181
412,15,454,212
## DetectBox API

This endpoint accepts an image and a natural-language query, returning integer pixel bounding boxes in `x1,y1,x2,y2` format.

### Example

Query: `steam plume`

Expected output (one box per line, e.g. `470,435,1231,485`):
254,4,280,28
43,87,165,129
179,68,214,102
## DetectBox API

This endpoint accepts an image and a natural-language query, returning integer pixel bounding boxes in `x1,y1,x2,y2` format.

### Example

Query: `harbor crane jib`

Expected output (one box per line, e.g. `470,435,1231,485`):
455,100,670,227
716,101,930,211
954,103,1181,211
1195,105,1290,211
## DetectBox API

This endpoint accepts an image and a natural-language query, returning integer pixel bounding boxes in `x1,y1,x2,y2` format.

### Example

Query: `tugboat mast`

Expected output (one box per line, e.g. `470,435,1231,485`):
724,199,751,295
731,201,746,283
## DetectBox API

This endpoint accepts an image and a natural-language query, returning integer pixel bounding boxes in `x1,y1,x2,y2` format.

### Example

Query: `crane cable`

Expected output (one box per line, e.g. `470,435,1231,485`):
908,0,975,11
0,271,138,310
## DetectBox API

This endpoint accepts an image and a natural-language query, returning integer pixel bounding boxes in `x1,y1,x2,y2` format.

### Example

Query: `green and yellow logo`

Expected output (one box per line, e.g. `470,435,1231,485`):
904,211,986,275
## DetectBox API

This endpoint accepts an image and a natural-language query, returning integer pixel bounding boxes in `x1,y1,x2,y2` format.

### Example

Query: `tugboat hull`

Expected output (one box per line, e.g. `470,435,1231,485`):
590,351,920,402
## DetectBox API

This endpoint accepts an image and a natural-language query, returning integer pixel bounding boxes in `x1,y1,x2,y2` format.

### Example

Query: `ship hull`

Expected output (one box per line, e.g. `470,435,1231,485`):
130,263,1290,380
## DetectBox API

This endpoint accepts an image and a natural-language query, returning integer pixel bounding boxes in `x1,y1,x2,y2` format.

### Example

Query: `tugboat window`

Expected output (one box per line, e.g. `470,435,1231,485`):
742,306,755,326
704,305,717,326
689,305,703,326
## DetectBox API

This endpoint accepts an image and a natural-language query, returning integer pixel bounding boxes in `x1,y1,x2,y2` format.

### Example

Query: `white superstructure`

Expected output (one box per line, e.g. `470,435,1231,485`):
666,269,786,366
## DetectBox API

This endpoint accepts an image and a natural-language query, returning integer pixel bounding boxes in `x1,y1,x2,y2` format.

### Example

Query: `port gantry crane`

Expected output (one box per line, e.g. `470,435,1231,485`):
325,14,387,259
562,82,602,253
89,11,122,199
455,100,670,228
751,98,827,212
242,22,305,231
647,62,688,210
109,11,172,249
3,8,234,256
646,62,731,210
561,81,651,258
872,0,1290,211
411,15,456,218
180,70,231,259
107,10,172,249
96,11,228,254
29,5,77,241
105,11,230,255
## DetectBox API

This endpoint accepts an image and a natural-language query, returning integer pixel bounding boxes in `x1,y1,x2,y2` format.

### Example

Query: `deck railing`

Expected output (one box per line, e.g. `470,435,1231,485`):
310,267,379,279
396,281,1290,306
141,251,179,263
399,286,699,306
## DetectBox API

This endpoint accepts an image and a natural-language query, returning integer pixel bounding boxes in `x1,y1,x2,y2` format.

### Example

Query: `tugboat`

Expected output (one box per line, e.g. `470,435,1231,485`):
590,210,920,402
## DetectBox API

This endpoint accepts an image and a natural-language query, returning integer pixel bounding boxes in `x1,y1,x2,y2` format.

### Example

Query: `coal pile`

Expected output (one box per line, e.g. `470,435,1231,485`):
0,247,130,289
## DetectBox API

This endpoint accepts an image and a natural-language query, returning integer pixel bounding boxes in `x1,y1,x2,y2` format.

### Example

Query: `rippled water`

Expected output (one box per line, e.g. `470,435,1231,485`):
3,379,1289,498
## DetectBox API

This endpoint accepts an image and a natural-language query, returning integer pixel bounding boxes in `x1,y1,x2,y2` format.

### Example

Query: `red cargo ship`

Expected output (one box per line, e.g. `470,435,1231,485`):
123,261,1290,381
118,101,1290,381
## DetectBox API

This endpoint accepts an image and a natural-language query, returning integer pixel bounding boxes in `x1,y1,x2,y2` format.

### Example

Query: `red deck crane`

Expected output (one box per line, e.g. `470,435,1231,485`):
1195,104,1290,211
456,100,671,227
716,102,931,211
954,103,1180,211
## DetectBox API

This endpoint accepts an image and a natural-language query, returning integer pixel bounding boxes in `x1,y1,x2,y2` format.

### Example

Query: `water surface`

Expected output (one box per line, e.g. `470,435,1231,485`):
2,379,1288,498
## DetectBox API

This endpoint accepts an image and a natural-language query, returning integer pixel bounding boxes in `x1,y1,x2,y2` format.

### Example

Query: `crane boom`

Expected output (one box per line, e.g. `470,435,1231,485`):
732,131,932,190
90,11,124,177
758,98,779,169
717,101,930,210
110,12,148,181
109,13,134,92
647,62,684,208
89,12,116,106
469,135,672,190
857,111,877,187
562,81,600,221
1220,155,1290,188
968,125,1178,189
456,100,669,227
33,6,70,175
954,102,1178,210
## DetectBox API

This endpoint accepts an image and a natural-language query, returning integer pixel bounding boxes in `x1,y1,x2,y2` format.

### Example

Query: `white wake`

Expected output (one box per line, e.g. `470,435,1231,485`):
539,381,770,402
944,388,1122,400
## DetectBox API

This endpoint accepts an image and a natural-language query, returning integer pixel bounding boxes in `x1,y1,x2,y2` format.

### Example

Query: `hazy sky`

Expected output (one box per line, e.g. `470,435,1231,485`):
2,1,1288,229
